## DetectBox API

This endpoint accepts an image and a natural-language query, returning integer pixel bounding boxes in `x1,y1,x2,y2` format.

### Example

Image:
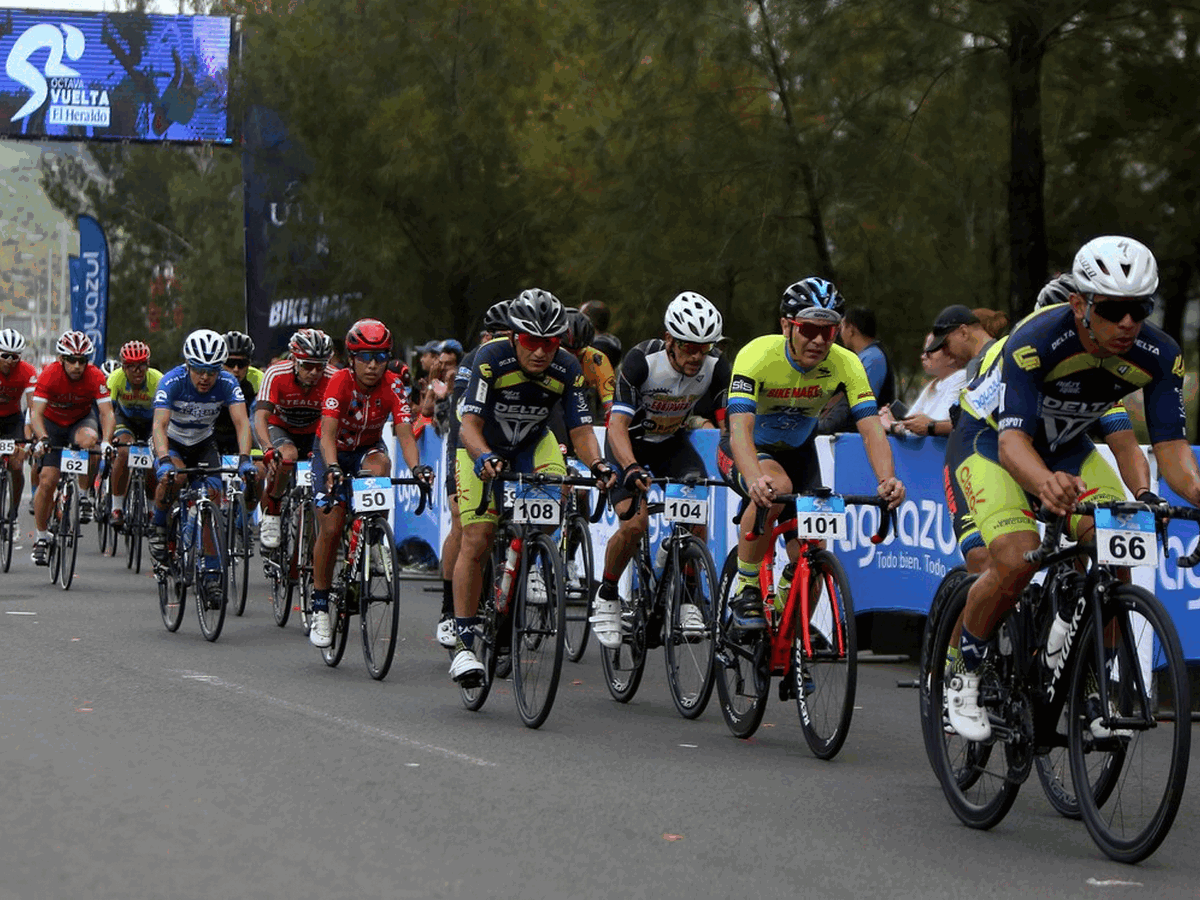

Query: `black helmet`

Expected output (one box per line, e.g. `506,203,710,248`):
780,277,844,322
508,288,568,338
482,300,512,333
223,330,255,358
563,307,595,352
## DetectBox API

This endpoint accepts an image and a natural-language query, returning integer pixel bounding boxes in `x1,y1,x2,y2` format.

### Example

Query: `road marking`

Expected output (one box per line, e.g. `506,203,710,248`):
168,669,495,767
1086,878,1144,887
5,611,36,616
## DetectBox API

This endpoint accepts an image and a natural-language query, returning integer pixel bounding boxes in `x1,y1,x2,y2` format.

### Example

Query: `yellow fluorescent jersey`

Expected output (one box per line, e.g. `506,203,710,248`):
107,367,164,423
726,335,877,450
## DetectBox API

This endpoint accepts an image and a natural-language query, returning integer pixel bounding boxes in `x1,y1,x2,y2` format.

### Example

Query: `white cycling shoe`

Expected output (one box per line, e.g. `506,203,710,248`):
590,598,623,649
947,672,991,742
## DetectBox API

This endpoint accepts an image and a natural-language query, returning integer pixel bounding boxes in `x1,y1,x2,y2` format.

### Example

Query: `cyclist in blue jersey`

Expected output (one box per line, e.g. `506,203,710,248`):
945,236,1200,741
449,289,616,684
149,330,256,585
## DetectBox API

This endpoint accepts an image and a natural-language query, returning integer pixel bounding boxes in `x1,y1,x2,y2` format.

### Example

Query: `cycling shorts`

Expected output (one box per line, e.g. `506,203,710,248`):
40,413,100,470
456,430,564,528
942,423,983,556
311,441,389,508
114,411,153,443
0,412,23,442
267,425,315,460
605,432,706,506
165,436,222,493
716,434,823,499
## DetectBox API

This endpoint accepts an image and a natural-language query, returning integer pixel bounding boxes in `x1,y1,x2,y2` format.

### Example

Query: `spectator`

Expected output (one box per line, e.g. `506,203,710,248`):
973,308,1009,339
580,300,622,369
838,306,896,405
881,332,968,439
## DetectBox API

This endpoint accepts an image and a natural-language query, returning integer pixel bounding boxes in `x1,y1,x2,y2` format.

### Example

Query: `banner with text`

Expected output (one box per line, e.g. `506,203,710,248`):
1148,449,1200,661
75,214,108,364
0,11,231,142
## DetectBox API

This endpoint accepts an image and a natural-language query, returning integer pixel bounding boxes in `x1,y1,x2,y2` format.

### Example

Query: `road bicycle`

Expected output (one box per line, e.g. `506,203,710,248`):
318,472,430,680
0,437,30,573
461,469,604,729
155,463,236,642
922,499,1193,863
94,454,117,556
715,489,892,759
120,442,155,574
44,444,106,591
220,454,253,617
599,475,723,719
561,458,597,663
263,457,316,630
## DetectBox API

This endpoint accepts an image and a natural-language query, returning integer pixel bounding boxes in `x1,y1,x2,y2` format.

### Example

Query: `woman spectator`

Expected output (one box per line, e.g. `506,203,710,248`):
880,333,968,439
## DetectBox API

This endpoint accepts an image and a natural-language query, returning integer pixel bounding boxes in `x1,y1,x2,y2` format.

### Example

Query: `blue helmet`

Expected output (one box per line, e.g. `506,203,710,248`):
780,277,844,322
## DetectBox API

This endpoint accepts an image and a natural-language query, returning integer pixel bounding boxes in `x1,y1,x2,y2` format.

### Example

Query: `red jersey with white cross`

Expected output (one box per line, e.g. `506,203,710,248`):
34,361,111,427
320,368,411,451
260,359,337,435
0,360,37,417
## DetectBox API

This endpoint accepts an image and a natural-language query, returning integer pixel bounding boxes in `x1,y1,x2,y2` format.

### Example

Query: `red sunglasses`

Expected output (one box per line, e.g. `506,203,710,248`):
790,320,839,342
516,333,561,353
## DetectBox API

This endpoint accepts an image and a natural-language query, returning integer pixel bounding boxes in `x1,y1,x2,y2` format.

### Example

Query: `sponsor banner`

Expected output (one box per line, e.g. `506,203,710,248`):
76,215,107,364
67,252,82,341
0,11,232,142
1150,449,1200,661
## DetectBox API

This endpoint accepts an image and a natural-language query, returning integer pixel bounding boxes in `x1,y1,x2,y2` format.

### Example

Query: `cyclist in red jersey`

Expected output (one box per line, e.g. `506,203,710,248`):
29,331,115,565
308,319,433,648
0,328,37,514
254,328,338,550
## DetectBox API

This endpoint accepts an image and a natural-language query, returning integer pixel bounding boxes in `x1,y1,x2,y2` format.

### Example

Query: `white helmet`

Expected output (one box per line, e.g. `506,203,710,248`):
1072,236,1158,297
1034,273,1078,310
100,358,121,377
664,292,723,342
182,329,229,368
0,328,26,354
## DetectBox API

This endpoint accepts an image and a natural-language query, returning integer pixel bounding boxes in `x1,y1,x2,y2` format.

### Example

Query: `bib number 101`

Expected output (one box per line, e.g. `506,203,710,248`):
793,495,846,541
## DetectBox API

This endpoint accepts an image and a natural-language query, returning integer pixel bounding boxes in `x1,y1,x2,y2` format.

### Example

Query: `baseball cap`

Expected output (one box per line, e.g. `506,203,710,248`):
438,339,463,356
925,305,980,351
416,340,440,354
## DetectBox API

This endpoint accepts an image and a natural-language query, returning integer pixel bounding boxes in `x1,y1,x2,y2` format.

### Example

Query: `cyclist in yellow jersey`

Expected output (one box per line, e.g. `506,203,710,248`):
721,277,905,633
107,340,164,528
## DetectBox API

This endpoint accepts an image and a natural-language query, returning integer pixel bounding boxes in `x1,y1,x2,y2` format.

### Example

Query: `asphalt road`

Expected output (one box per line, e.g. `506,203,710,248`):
1,515,1198,900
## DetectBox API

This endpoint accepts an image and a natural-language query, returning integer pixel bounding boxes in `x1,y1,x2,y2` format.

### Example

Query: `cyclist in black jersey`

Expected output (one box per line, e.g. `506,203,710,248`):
589,292,730,647
944,236,1200,741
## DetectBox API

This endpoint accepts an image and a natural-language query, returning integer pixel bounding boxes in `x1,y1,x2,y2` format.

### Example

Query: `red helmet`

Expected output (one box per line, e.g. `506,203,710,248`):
56,330,94,357
345,318,392,353
120,340,151,364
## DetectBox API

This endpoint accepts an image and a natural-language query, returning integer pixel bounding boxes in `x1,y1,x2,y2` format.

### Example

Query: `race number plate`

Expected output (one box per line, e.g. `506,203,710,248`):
0,439,15,455
1095,508,1157,567
221,454,240,485
296,460,312,488
128,445,153,469
664,482,709,525
512,484,560,526
61,448,88,475
793,495,846,541
352,477,394,514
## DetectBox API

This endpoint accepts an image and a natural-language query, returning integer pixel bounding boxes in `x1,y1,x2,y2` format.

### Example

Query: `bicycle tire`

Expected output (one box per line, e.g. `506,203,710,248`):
1068,584,1189,863
714,549,769,739
95,473,110,554
664,534,718,719
320,598,350,667
269,494,294,627
461,554,498,711
194,504,228,642
561,512,594,663
226,494,250,617
361,518,400,680
919,566,971,773
59,481,79,591
796,549,858,759
158,512,186,632
511,531,566,729
599,556,648,704
927,585,1021,829
0,471,12,573
298,500,316,635
126,479,145,574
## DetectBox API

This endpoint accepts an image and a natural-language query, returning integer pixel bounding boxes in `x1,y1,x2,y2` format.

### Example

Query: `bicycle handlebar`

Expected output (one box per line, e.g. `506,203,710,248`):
474,469,610,518
617,474,727,521
1023,499,1200,568
746,491,895,544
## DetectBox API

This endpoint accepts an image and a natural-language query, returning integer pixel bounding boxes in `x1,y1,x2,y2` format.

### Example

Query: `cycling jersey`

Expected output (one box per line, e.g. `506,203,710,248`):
154,365,246,446
258,359,337,434
578,345,616,419
320,368,411,453
33,361,111,427
612,338,730,442
458,339,592,457
213,366,264,449
0,360,37,417
726,335,877,451
107,368,164,423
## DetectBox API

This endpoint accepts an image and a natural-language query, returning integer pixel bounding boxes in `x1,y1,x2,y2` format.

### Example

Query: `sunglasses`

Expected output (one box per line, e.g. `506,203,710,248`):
226,358,250,368
0,352,19,361
189,364,221,376
352,351,390,364
297,360,326,371
791,320,839,342
62,355,89,365
123,361,149,370
516,333,561,353
677,340,714,355
1092,298,1154,324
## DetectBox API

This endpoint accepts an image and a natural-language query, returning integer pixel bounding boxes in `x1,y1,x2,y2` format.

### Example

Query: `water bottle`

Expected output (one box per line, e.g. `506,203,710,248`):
774,562,795,614
182,508,196,553
496,537,523,614
346,517,363,568
1044,613,1071,667
654,539,669,573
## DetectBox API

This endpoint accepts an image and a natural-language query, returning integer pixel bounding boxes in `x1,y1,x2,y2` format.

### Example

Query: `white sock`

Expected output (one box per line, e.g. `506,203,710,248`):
113,494,125,512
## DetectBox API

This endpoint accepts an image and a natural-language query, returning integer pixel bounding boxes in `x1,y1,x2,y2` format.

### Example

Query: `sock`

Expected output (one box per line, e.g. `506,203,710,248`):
735,558,759,593
959,626,989,673
36,529,49,541
456,616,480,650
441,579,454,617
152,508,167,527
598,575,619,601
113,494,125,512
311,588,329,613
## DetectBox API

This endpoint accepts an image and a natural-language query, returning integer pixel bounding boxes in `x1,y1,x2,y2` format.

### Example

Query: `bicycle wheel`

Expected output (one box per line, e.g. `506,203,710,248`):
511,531,566,729
714,549,770,739
226,494,250,617
561,512,594,663
1068,584,1189,863
59,482,79,591
320,592,350,667
664,534,718,719
158,513,186,632
795,550,857,759
1036,740,1124,821
268,496,294,627
461,554,498,711
194,505,228,642
361,518,400,680
599,560,648,704
126,481,145,574
297,500,316,635
0,472,13,573
927,585,1021,829
919,566,972,773
47,491,61,584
